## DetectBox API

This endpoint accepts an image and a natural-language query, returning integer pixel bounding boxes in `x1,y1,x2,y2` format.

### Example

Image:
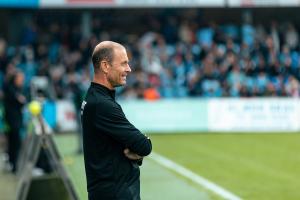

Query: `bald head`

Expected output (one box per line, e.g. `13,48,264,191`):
92,41,124,73
91,41,131,89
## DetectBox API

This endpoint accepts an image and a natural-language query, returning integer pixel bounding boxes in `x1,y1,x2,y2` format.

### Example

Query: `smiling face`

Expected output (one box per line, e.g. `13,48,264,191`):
106,46,131,89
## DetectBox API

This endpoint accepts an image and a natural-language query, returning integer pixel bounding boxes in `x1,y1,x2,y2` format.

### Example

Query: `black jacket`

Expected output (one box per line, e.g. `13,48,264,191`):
3,82,24,129
81,82,152,200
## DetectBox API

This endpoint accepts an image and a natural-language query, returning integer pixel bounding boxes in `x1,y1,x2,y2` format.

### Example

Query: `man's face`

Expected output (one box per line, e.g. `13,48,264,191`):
107,47,131,88
15,72,24,88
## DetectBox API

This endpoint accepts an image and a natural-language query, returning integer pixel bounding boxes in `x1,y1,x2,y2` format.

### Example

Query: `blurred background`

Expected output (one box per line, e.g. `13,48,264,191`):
0,0,300,200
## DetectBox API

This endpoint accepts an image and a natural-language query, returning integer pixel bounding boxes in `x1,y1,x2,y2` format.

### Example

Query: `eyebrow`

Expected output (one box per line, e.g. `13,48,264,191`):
122,60,129,64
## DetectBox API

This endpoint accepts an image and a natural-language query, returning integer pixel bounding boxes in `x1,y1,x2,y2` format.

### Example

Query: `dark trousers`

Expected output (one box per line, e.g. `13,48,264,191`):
128,178,140,200
88,178,141,200
6,127,21,173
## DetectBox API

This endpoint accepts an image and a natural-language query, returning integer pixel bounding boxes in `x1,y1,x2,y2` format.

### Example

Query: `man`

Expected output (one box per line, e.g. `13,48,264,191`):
81,41,152,200
3,70,26,173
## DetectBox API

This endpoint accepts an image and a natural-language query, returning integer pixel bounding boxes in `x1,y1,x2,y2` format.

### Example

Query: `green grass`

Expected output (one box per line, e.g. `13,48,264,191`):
54,133,300,200
54,134,218,200
53,135,88,200
150,133,300,200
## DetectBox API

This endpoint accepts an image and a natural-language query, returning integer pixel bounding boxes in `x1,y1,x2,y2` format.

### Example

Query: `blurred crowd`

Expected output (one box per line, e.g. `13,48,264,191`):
1,14,300,102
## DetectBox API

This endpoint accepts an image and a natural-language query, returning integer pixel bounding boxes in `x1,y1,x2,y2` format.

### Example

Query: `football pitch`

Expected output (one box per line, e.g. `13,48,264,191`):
54,133,300,200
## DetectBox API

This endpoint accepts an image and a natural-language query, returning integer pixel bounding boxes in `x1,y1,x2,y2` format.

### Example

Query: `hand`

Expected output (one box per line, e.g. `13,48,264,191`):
17,94,26,104
123,148,143,160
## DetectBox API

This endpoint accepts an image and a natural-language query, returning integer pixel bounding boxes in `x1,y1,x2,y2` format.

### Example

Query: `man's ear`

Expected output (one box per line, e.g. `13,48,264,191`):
100,61,109,74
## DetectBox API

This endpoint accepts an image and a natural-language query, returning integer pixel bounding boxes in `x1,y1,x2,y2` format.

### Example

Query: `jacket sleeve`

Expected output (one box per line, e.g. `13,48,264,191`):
94,101,152,156
4,85,25,107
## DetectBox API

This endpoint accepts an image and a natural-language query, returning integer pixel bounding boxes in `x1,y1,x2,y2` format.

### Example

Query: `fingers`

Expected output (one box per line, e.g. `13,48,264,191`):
123,148,143,160
124,148,130,154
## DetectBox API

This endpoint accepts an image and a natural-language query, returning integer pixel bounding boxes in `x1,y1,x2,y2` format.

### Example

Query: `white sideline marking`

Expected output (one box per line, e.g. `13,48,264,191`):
150,152,242,200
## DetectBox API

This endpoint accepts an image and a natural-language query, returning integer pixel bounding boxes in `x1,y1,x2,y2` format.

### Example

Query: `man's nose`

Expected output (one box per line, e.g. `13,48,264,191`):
126,64,131,73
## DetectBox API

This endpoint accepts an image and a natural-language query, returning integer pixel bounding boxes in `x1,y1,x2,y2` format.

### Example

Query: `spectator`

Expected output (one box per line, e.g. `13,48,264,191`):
284,23,299,50
3,70,26,173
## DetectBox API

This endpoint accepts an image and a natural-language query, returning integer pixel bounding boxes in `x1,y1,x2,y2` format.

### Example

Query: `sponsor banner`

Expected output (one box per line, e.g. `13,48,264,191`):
119,99,208,133
42,100,57,129
21,98,300,134
40,0,115,7
228,0,300,7
0,0,38,7
66,0,114,6
3,0,300,8
55,100,78,132
208,98,300,132
117,0,224,7
40,0,65,7
40,0,223,8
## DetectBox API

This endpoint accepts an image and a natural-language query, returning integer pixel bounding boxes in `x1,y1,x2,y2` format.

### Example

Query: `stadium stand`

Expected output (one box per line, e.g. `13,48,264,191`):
0,9,300,103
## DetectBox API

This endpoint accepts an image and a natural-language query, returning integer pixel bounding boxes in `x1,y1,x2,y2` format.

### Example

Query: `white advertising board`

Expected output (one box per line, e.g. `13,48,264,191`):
40,0,65,7
228,0,300,7
119,99,208,133
56,100,78,132
40,0,224,8
208,98,300,132
43,98,300,133
117,0,224,7
40,0,115,8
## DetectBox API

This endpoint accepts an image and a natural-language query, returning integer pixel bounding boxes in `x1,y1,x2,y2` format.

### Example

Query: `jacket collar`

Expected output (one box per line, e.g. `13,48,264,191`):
91,82,116,99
